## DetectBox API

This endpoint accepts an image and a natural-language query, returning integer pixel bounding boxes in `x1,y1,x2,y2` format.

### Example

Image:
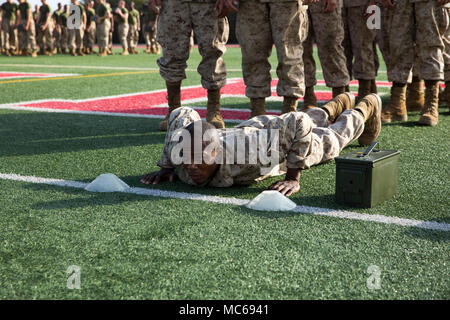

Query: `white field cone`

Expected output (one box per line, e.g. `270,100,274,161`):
85,173,130,193
245,190,297,211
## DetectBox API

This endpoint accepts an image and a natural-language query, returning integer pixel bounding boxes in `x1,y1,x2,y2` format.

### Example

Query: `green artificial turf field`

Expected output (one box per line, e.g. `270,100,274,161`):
0,48,449,299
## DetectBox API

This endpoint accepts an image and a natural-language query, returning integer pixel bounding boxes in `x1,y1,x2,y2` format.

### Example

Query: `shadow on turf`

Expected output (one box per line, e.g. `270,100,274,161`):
403,218,450,242
0,112,164,156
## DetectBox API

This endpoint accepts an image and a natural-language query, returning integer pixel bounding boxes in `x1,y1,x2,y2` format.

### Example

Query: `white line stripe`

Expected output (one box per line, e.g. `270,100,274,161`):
0,172,448,232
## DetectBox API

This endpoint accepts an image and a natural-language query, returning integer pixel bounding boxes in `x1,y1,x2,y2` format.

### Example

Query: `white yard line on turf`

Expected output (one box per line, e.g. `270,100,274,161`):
0,172,448,232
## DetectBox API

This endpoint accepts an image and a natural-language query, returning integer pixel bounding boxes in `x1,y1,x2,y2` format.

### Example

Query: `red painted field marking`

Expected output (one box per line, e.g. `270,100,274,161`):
2,79,392,121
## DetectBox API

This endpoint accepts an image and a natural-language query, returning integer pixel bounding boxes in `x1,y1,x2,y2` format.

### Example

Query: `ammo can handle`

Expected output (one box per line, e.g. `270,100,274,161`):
361,141,378,157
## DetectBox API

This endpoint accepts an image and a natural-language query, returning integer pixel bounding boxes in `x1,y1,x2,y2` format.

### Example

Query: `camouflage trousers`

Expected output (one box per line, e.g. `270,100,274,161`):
60,27,69,50
128,24,139,49
96,20,110,49
2,19,18,50
37,23,53,51
18,21,37,51
304,1,350,88
383,0,447,82
118,23,129,49
342,5,379,80
84,26,96,49
53,25,61,50
156,0,228,90
236,0,307,98
144,28,158,48
410,5,450,81
162,106,364,182
69,26,84,50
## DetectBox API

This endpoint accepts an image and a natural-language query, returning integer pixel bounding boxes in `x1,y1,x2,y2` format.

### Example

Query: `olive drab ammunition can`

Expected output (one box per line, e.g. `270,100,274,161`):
335,142,400,208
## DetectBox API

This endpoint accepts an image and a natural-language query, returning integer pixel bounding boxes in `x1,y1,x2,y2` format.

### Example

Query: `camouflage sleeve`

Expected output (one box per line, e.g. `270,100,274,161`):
279,112,314,170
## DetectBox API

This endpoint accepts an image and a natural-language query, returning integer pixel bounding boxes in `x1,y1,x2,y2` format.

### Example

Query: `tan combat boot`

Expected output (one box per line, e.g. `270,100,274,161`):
77,48,85,56
300,86,317,111
418,80,440,126
145,45,151,53
31,49,37,58
159,81,182,131
321,92,355,122
121,48,129,56
354,94,382,146
70,48,77,56
206,89,225,129
406,78,424,111
381,84,408,123
332,86,347,98
98,48,107,57
357,79,372,102
249,98,266,118
281,97,298,114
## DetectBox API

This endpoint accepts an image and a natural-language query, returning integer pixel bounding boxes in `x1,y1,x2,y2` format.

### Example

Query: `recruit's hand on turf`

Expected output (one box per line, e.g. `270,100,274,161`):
269,180,300,197
322,0,337,12
216,0,238,18
141,168,177,185
148,0,161,14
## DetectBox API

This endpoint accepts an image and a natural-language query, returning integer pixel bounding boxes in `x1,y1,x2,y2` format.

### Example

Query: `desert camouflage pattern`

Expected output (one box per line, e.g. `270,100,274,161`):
303,0,350,88
342,4,378,80
18,19,37,51
156,0,228,90
84,24,96,49
96,19,110,49
236,0,307,98
157,106,365,187
127,23,139,49
37,21,53,51
2,17,18,50
69,25,84,50
383,0,448,82
118,22,129,49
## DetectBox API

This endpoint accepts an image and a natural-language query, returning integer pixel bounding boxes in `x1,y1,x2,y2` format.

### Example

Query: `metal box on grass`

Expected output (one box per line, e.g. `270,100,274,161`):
335,142,400,208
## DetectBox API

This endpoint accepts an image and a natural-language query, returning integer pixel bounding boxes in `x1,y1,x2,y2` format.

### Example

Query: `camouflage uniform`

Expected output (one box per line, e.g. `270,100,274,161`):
142,5,159,52
18,1,37,52
37,4,53,52
52,9,62,52
157,106,365,187
156,0,229,90
84,7,96,51
236,0,307,98
383,0,449,83
127,8,139,50
59,11,69,52
96,2,110,51
68,4,85,51
1,1,18,51
303,0,350,88
342,0,378,80
116,7,129,50
437,5,450,82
